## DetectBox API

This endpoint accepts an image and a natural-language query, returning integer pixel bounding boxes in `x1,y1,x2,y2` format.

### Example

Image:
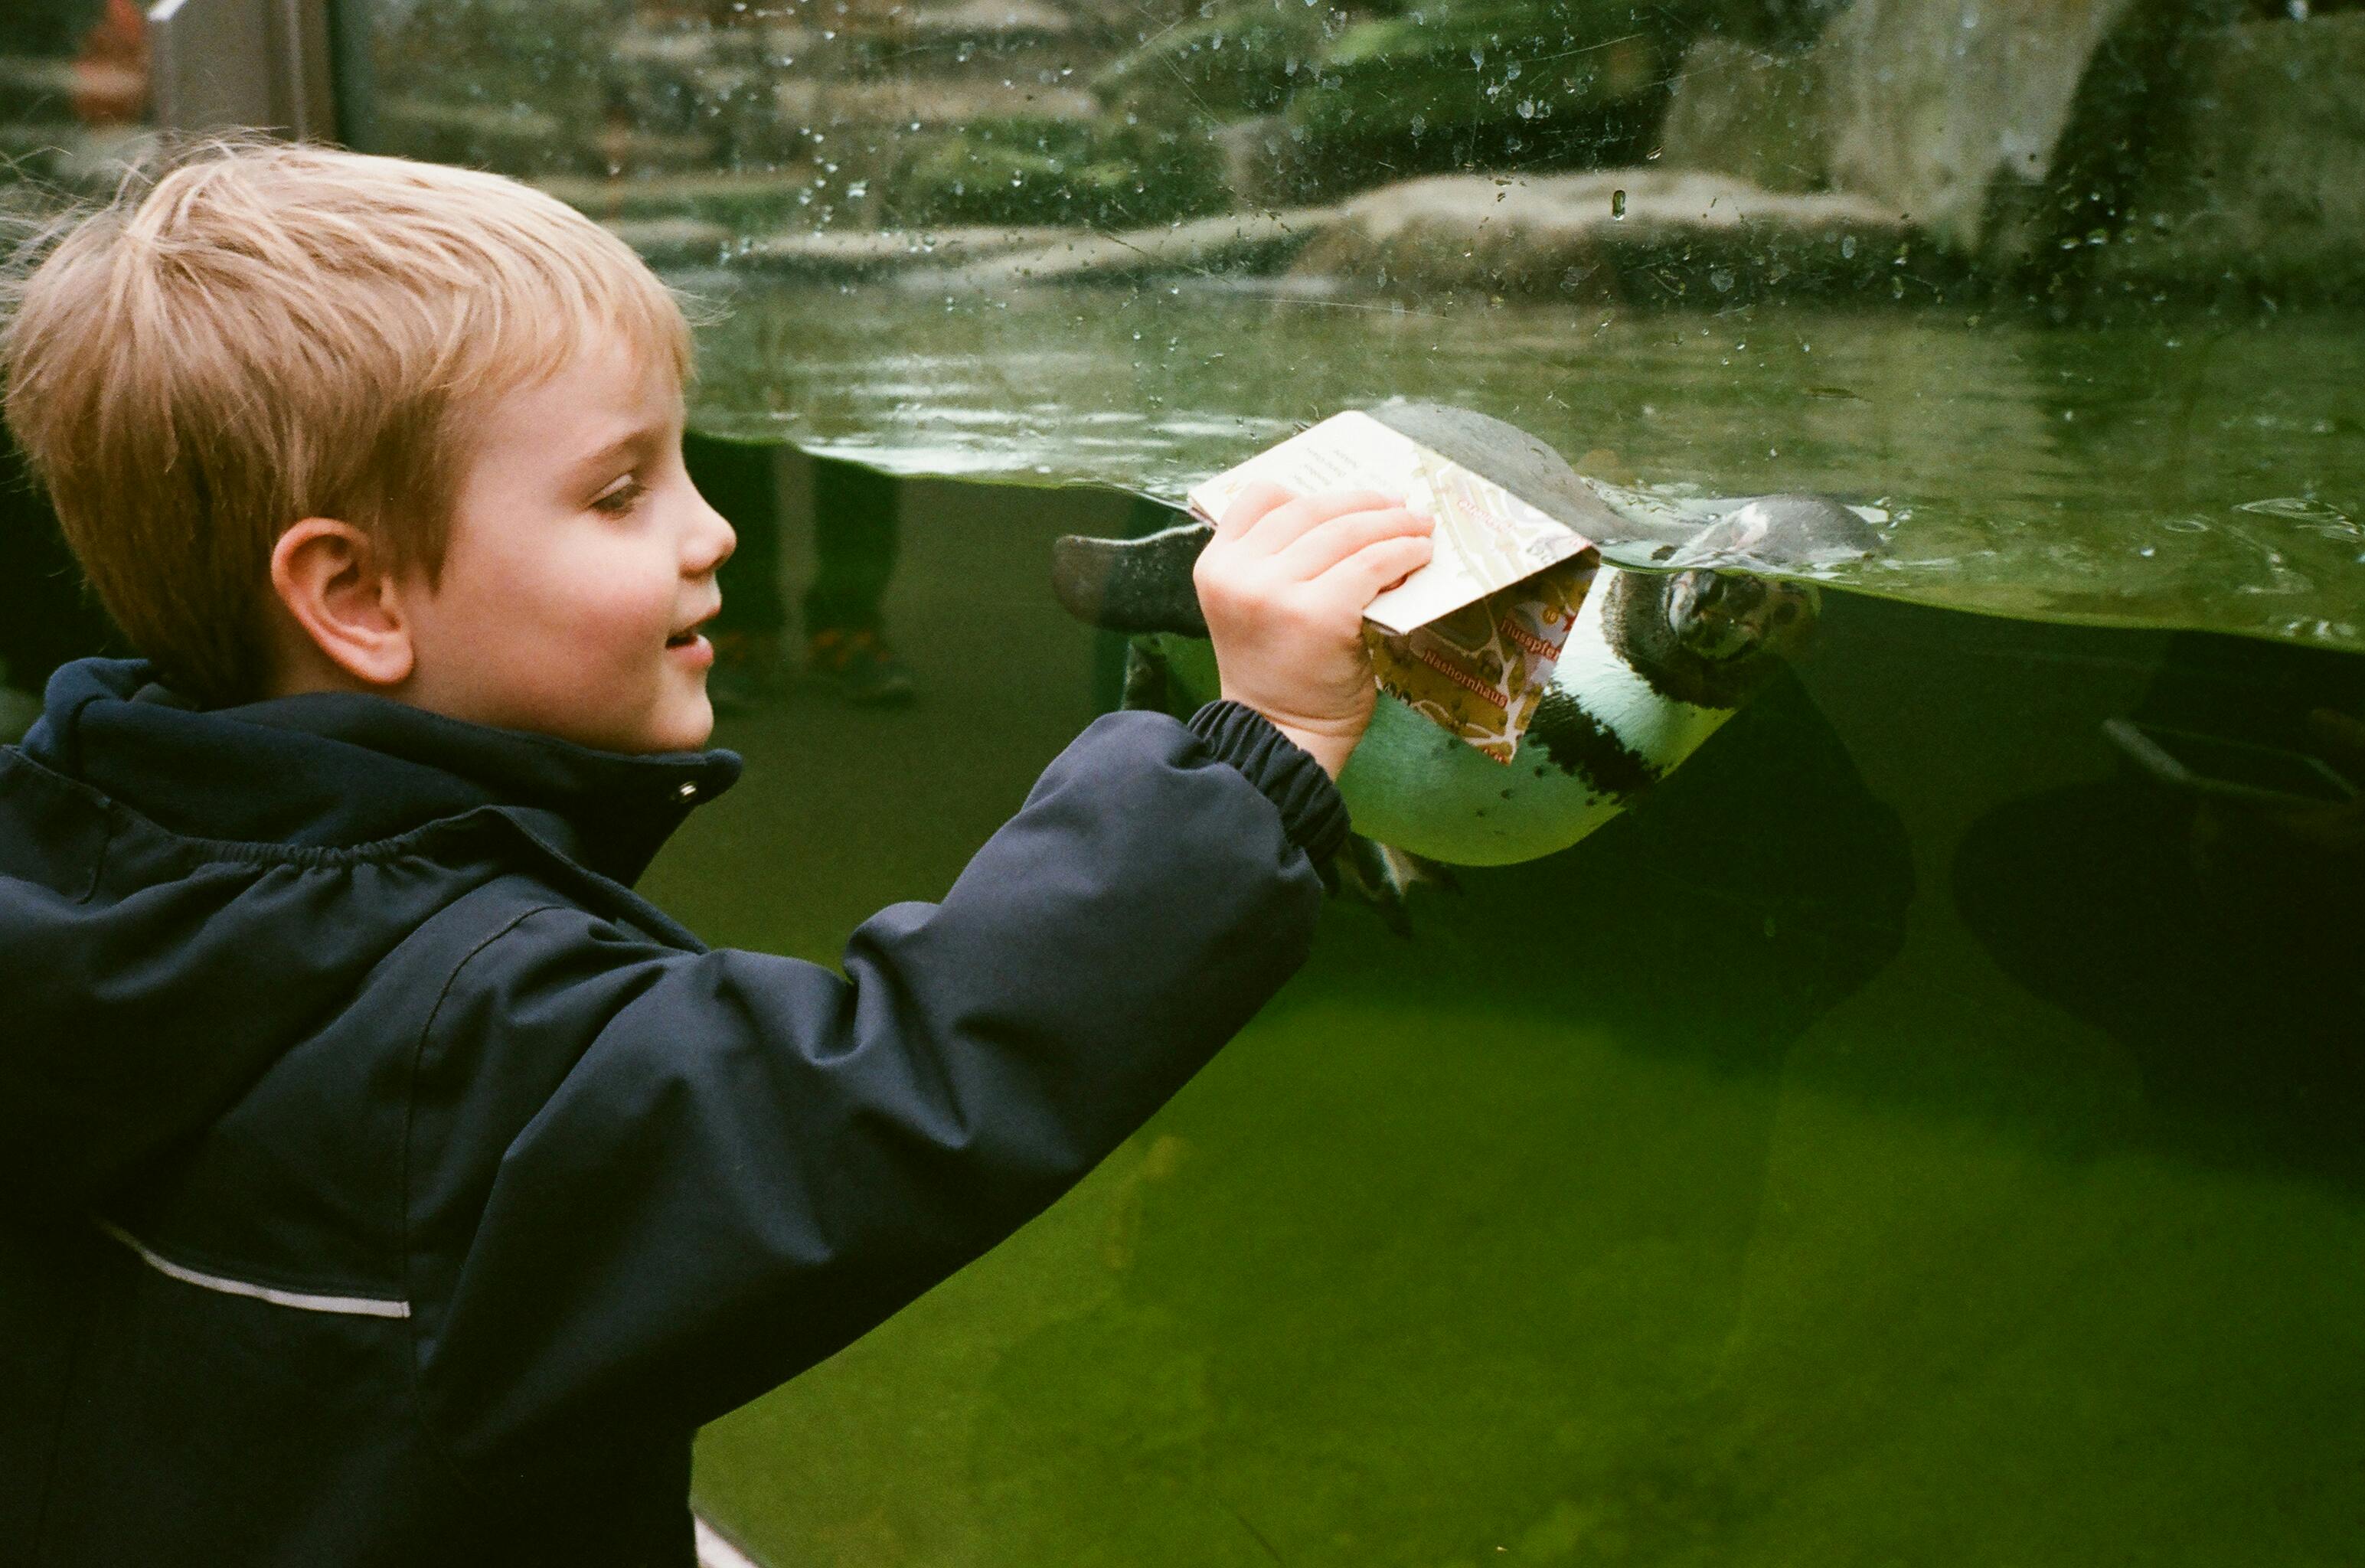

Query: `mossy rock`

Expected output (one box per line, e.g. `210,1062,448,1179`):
1092,0,1332,123
884,119,1228,229
1281,0,1687,195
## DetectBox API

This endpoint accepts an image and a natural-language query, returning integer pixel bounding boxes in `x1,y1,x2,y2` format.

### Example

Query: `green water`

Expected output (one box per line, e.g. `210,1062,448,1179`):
692,286,2365,650
655,476,2363,1565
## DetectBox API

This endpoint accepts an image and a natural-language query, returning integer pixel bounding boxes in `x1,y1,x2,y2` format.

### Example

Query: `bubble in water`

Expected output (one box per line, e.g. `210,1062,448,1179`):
1710,266,1736,292
1515,97,1538,119
1841,234,1857,260
2238,496,2353,524
2237,496,2361,539
1610,188,1627,220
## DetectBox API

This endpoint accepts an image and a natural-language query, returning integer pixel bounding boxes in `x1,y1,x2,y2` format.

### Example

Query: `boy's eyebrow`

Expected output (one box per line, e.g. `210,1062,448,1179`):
567,423,670,479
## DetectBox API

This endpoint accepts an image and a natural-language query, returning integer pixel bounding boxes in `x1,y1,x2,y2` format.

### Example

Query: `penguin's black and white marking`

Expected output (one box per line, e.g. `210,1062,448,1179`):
1050,407,1882,870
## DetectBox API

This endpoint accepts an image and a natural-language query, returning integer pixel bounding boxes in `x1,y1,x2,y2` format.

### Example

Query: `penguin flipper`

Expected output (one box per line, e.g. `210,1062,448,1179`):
1052,520,1214,636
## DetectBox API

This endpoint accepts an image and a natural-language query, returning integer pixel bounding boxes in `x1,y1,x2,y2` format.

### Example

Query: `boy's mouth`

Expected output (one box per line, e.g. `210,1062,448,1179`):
666,606,720,649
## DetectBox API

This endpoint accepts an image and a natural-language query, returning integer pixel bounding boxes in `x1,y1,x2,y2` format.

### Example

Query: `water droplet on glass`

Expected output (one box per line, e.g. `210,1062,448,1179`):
1610,188,1627,220
1841,234,1857,260
1710,267,1736,292
1516,97,1538,119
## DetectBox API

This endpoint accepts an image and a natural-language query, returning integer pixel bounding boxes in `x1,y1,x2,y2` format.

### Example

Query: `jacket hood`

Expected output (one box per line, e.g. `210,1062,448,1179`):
0,658,740,1209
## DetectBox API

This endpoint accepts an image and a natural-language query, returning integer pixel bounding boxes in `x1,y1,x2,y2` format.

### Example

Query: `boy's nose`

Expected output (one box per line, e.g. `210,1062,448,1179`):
686,492,737,576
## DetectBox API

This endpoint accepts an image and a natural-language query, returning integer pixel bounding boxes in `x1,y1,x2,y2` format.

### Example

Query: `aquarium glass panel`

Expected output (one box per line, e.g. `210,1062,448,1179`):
346,1,2364,1562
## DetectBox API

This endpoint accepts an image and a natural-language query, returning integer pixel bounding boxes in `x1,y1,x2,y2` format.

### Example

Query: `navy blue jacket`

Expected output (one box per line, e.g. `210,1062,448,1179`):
0,659,1345,1566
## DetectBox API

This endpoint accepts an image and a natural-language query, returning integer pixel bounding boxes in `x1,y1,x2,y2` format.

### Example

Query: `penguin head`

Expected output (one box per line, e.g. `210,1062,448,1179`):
1664,570,1820,665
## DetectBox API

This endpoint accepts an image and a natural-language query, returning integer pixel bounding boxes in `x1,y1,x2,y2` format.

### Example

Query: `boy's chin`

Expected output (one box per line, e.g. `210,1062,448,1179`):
645,692,716,754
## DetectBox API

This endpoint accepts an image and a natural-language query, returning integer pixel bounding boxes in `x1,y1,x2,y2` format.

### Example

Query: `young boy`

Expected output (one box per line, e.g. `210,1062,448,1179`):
0,143,1431,1565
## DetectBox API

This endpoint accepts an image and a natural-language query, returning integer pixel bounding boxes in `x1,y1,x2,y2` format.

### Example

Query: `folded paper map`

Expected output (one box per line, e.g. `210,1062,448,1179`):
1186,410,1601,763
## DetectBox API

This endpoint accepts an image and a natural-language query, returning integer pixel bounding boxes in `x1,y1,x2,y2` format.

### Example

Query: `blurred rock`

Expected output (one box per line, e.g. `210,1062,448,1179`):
533,168,819,230
887,127,1139,225
1658,38,1827,194
1287,169,1910,299
1213,113,1322,208
1818,0,2137,252
909,0,1080,41
2096,14,2365,297
773,78,1100,126
600,214,733,263
733,223,1068,276
374,97,587,175
928,204,1331,286
880,119,1227,227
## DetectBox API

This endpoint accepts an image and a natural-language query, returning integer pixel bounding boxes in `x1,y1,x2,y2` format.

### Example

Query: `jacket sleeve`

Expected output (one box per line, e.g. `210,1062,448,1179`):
407,705,1344,1467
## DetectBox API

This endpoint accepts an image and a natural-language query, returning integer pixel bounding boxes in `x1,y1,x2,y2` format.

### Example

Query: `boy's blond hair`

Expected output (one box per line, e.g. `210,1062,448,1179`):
2,140,693,707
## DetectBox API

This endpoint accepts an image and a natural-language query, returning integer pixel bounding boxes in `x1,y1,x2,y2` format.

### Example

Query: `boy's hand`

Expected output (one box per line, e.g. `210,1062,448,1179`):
1194,481,1435,778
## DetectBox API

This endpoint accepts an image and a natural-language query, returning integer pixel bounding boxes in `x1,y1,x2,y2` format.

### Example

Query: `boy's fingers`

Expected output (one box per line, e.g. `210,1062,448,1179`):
1245,488,1404,554
1321,534,1436,609
1214,479,1295,541
1276,506,1432,580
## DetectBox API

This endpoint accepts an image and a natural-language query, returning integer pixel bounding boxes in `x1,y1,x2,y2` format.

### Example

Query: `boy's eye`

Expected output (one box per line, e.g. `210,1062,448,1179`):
591,477,647,515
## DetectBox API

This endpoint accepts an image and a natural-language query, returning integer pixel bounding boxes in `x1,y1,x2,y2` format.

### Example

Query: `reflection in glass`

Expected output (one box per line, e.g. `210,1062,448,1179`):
1,0,152,730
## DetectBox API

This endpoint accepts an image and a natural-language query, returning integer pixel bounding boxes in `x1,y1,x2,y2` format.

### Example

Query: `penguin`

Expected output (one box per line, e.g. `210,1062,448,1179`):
1052,407,1883,887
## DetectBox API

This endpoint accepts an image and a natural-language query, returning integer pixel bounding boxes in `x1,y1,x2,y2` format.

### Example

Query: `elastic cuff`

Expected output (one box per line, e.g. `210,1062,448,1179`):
1186,701,1351,865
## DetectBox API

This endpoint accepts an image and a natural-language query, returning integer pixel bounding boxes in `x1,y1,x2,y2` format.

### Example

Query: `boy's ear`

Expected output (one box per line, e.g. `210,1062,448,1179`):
269,518,416,688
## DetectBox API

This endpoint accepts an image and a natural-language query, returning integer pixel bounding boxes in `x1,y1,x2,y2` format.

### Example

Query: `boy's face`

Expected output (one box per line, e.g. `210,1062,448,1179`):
398,340,737,754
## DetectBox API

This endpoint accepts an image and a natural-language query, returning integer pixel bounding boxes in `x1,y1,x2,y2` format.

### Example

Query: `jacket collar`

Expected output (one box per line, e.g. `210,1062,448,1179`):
18,658,741,887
